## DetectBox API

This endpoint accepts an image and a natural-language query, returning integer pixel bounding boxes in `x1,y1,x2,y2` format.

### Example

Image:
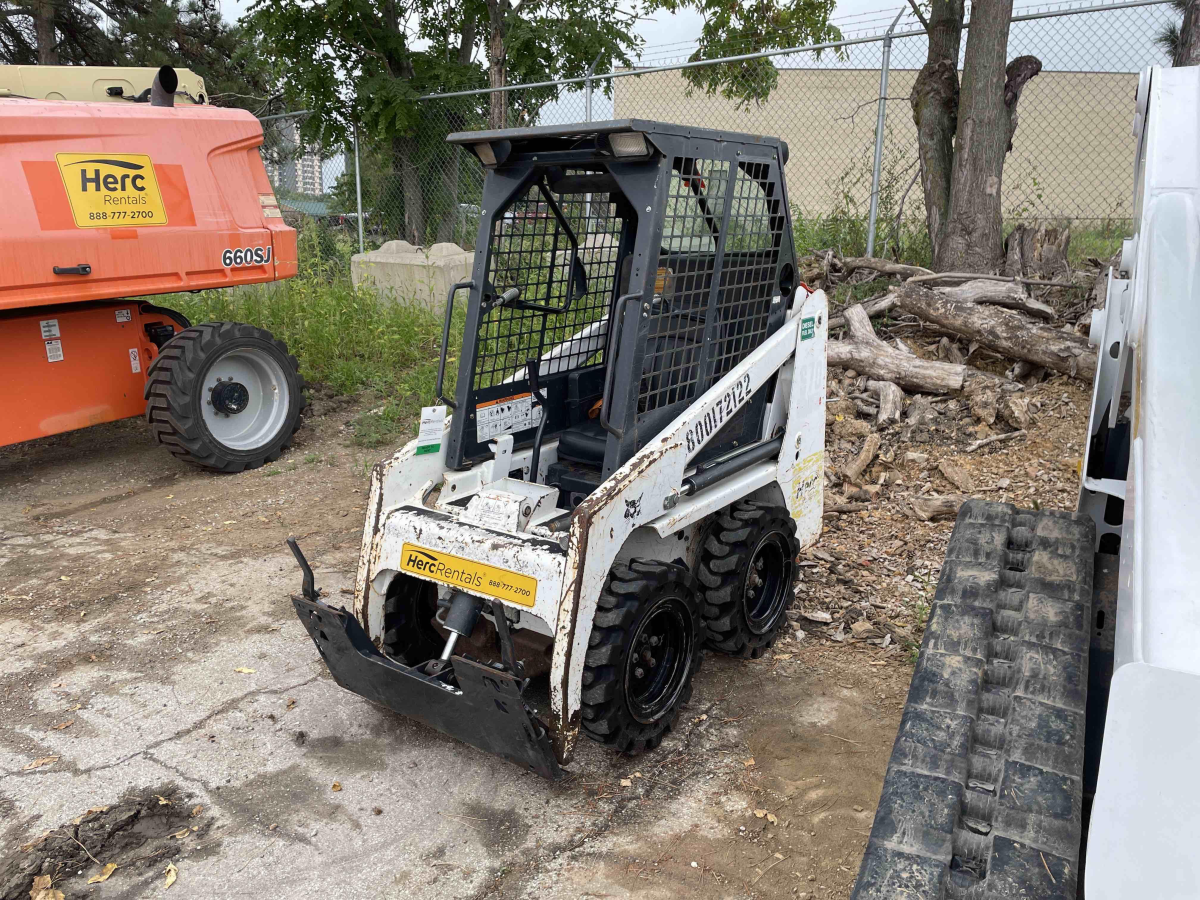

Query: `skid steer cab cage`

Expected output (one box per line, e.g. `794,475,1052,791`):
443,120,798,485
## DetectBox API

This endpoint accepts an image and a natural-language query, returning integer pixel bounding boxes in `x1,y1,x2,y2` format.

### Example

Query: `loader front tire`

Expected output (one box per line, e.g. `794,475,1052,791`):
381,574,444,666
580,560,703,755
144,322,306,473
698,500,798,658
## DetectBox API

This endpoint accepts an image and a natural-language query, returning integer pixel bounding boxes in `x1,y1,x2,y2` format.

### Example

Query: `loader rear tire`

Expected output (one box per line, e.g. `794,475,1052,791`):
697,500,798,659
144,322,306,473
580,559,703,755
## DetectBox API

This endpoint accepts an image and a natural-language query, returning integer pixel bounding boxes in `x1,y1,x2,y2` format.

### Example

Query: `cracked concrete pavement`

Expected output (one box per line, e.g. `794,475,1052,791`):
0,401,908,899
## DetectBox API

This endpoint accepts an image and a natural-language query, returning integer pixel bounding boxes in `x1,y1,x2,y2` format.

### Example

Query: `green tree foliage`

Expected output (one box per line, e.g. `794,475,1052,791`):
641,0,841,104
0,0,277,112
246,0,641,244
1156,0,1199,67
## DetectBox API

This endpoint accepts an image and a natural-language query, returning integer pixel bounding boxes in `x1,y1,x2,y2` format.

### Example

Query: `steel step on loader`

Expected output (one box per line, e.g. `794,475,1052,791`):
290,120,828,777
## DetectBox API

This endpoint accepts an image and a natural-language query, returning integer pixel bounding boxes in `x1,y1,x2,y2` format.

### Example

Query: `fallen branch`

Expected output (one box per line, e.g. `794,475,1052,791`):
908,495,967,521
905,271,1081,289
828,294,896,331
843,433,881,484
827,304,968,394
867,380,904,427
823,502,872,515
751,853,791,885
967,429,1027,452
841,257,934,279
935,279,1055,320
892,284,1096,379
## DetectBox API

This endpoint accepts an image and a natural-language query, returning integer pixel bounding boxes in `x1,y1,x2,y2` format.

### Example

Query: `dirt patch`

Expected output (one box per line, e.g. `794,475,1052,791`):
0,785,214,900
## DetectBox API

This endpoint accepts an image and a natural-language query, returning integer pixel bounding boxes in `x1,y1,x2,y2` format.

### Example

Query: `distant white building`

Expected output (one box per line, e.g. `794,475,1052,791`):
263,118,324,196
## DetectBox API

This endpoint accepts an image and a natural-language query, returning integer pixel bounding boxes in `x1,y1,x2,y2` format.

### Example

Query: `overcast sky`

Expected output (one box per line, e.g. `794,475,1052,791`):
216,0,909,58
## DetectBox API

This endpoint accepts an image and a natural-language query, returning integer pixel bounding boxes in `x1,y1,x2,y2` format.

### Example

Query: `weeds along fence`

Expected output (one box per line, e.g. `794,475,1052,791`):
261,0,1174,266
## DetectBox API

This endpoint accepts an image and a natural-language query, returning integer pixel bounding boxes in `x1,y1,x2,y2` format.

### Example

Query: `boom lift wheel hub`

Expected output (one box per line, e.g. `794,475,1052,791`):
200,345,292,450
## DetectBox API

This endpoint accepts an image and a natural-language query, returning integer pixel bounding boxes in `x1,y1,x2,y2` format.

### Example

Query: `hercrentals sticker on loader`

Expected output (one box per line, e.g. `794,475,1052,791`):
400,543,537,607
55,153,168,227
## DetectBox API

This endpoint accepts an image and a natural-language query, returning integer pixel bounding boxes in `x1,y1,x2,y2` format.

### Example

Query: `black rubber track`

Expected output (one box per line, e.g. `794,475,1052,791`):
143,322,306,473
851,499,1095,900
580,559,704,755
697,500,799,658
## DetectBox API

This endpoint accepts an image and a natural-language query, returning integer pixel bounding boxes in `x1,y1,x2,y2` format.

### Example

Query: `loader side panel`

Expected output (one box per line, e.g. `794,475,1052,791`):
0,300,175,446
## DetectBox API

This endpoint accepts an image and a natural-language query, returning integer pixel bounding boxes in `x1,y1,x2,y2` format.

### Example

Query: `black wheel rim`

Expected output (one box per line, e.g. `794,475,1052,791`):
744,532,793,635
624,595,694,724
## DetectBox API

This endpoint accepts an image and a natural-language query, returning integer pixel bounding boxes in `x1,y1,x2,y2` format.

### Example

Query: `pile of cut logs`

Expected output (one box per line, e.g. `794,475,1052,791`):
808,244,1100,432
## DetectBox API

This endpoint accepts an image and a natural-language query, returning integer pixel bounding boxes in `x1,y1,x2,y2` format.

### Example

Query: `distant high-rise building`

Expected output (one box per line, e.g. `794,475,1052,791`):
262,118,324,196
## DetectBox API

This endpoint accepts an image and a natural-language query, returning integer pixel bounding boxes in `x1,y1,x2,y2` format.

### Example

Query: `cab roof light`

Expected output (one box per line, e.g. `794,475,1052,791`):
474,141,496,166
608,131,650,158
473,139,512,167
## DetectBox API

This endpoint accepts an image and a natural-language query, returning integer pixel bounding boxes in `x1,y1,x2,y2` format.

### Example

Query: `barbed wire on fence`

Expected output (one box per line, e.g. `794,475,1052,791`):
260,0,1175,263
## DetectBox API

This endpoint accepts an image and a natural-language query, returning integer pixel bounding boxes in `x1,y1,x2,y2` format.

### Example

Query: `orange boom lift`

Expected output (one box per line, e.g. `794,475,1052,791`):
0,66,306,471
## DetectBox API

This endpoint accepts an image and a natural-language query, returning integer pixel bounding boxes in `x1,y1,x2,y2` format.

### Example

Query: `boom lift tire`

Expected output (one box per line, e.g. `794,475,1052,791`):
581,560,704,754
852,500,1094,900
698,501,799,659
144,322,306,473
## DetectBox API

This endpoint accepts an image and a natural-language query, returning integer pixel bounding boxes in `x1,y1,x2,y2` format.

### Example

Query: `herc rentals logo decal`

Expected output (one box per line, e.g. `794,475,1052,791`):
400,543,537,608
55,153,168,227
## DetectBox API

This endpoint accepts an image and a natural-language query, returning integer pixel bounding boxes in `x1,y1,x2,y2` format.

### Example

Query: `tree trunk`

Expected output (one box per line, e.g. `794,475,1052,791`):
486,0,509,129
393,134,426,245
1179,0,1200,66
35,0,57,64
910,0,1041,273
1002,222,1070,279
892,283,1096,378
939,0,1042,273
910,0,964,262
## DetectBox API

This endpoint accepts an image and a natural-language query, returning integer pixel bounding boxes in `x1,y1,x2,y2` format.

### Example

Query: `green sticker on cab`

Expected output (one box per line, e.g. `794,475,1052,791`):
800,317,815,341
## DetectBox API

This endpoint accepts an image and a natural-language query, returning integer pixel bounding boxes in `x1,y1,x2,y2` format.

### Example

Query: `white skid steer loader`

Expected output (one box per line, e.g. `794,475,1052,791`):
288,121,828,778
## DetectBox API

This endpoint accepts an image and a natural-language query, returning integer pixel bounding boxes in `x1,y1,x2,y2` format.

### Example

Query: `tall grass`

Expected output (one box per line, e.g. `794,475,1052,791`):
167,222,463,445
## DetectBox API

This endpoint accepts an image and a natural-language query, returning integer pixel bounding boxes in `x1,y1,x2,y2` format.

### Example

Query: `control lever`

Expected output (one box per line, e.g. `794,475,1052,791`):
525,358,548,484
493,286,521,309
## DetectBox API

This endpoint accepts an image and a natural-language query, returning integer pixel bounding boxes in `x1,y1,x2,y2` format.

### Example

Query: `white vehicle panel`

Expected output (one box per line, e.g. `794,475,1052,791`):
1085,65,1200,899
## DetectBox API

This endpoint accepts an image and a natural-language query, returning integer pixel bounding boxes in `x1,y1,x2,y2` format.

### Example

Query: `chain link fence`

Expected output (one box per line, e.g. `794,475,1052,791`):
261,0,1175,261
258,111,360,249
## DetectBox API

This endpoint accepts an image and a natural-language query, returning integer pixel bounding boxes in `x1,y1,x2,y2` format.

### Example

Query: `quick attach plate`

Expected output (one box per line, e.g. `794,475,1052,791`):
292,595,563,780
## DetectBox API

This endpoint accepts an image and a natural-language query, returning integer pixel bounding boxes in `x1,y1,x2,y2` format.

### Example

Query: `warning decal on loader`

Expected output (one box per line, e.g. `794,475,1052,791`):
55,153,168,228
475,393,543,442
400,543,537,608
